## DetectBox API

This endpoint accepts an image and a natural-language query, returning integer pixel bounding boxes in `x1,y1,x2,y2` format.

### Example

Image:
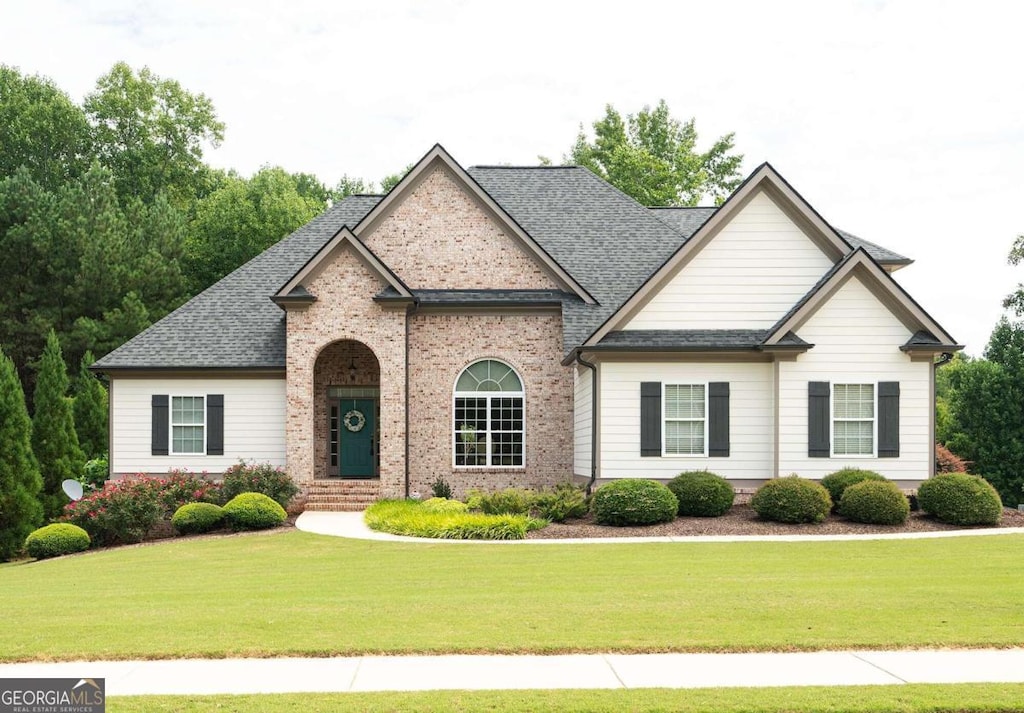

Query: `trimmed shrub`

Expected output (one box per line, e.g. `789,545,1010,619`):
750,476,832,524
430,476,453,500
421,497,469,514
365,500,535,540
838,480,910,525
219,462,298,508
918,473,1003,526
667,471,735,517
25,523,90,559
222,492,287,531
171,502,225,535
820,468,886,509
533,482,589,522
468,488,535,515
592,479,677,526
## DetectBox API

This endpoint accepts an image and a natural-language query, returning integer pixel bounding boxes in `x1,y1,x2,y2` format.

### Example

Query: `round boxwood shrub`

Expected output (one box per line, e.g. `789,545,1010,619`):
593,479,677,526
25,524,91,559
917,473,1003,526
750,475,832,524
421,497,469,514
222,492,287,531
171,502,226,535
667,471,735,517
838,480,910,525
820,468,886,510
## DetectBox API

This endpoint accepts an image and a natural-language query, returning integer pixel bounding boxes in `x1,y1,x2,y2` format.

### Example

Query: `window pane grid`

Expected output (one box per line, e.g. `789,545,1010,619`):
664,384,706,456
454,388,524,467
171,396,204,454
833,383,874,455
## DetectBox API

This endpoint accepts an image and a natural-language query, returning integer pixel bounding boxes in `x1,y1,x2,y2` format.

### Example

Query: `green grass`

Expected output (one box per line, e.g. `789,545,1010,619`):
3,531,1023,661
109,684,1024,713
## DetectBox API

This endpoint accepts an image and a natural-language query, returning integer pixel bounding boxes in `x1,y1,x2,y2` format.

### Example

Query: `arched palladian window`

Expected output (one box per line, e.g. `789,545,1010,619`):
453,359,525,467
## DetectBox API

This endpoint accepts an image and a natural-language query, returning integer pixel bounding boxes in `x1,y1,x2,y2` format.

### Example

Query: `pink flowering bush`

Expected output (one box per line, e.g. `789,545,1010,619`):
63,471,220,546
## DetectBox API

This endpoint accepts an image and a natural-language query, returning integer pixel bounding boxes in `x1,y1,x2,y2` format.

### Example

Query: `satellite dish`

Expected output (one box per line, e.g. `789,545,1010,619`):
62,479,84,501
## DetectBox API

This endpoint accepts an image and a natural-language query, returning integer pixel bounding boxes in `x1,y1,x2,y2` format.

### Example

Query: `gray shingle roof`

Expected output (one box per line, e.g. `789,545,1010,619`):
375,287,580,307
93,166,909,370
593,329,809,351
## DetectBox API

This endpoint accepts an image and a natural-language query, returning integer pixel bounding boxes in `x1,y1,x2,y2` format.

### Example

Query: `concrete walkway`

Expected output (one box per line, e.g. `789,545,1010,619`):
296,510,1024,544
3,649,1024,695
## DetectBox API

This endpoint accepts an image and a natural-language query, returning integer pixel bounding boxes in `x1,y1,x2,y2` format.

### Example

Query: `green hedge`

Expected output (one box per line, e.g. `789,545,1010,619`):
25,523,90,559
918,473,1003,526
820,468,886,509
667,471,735,517
222,492,287,531
750,476,832,524
171,502,226,534
365,500,542,540
533,483,589,522
838,480,909,525
592,479,677,526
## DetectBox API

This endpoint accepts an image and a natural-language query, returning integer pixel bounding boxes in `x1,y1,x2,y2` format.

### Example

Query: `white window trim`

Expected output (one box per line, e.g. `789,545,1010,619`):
170,394,207,456
830,382,877,458
452,359,526,470
662,382,708,458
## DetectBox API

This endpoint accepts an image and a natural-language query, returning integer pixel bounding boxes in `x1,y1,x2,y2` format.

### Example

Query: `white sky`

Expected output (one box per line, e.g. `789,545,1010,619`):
3,0,1022,354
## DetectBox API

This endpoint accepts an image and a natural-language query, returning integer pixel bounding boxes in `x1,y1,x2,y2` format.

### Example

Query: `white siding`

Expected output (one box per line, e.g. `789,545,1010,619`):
599,361,773,480
778,275,931,481
110,377,287,476
573,364,592,477
625,190,835,330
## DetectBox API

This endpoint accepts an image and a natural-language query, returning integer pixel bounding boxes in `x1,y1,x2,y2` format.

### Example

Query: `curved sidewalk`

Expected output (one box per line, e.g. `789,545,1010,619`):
3,649,1024,695
296,510,1024,544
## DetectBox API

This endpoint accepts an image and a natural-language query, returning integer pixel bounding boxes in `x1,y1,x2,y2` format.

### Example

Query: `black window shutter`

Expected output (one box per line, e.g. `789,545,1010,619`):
708,382,730,457
207,394,224,456
808,381,830,458
877,382,900,458
152,394,169,456
640,382,662,457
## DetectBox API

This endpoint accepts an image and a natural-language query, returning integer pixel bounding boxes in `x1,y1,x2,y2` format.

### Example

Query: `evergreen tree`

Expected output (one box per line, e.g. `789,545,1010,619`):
72,351,108,459
0,347,43,560
32,331,85,520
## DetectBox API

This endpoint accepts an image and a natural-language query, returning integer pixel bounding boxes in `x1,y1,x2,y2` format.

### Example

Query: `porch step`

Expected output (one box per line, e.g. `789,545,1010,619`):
302,479,380,512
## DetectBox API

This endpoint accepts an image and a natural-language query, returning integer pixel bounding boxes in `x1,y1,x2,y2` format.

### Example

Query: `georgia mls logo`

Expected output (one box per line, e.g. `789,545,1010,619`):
1,678,104,713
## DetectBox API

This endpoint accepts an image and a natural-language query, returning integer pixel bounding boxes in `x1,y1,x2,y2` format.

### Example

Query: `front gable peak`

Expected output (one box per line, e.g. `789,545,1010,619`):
353,144,595,304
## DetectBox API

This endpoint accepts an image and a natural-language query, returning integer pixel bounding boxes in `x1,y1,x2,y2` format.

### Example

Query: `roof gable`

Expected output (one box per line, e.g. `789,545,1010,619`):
765,248,959,349
583,163,855,347
355,144,595,303
274,227,411,305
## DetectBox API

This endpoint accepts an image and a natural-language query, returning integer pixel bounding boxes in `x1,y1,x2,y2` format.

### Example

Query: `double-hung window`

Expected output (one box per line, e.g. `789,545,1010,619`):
453,360,524,467
171,396,205,454
832,383,874,456
663,384,706,456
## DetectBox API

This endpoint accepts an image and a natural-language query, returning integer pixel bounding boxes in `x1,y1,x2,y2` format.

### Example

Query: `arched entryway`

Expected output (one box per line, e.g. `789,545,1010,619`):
313,340,381,479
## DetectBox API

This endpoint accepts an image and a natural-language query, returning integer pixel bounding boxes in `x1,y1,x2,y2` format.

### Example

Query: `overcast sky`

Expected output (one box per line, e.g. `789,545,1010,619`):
3,0,1022,354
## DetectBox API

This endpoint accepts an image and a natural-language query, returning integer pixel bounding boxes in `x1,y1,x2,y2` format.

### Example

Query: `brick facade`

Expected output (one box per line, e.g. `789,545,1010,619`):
407,312,573,498
362,166,560,290
284,165,573,501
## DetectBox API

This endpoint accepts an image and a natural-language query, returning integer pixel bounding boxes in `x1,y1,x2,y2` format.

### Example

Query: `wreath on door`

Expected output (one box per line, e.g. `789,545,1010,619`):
343,409,366,432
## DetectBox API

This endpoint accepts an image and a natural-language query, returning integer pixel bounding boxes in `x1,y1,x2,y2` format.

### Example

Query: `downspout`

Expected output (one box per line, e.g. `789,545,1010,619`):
574,350,599,495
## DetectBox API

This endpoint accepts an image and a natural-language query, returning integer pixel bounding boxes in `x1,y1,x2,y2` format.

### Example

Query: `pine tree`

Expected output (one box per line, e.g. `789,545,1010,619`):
73,351,108,459
0,348,43,560
32,331,86,520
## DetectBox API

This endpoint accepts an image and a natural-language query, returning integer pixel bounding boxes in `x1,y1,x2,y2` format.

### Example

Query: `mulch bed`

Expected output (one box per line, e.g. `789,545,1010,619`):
526,505,1024,539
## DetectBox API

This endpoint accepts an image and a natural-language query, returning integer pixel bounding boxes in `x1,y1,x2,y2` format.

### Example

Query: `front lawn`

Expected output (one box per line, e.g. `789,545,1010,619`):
111,684,1024,713
3,531,1023,661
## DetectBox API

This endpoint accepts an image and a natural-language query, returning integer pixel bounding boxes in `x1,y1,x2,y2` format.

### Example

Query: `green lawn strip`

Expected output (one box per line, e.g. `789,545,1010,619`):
109,684,1024,713
3,531,1023,661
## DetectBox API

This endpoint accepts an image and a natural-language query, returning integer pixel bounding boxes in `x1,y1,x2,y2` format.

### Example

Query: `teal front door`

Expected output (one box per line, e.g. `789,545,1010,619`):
338,398,376,478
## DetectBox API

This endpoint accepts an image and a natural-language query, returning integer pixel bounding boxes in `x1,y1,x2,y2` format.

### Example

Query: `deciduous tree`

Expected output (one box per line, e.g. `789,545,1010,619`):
567,100,743,206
